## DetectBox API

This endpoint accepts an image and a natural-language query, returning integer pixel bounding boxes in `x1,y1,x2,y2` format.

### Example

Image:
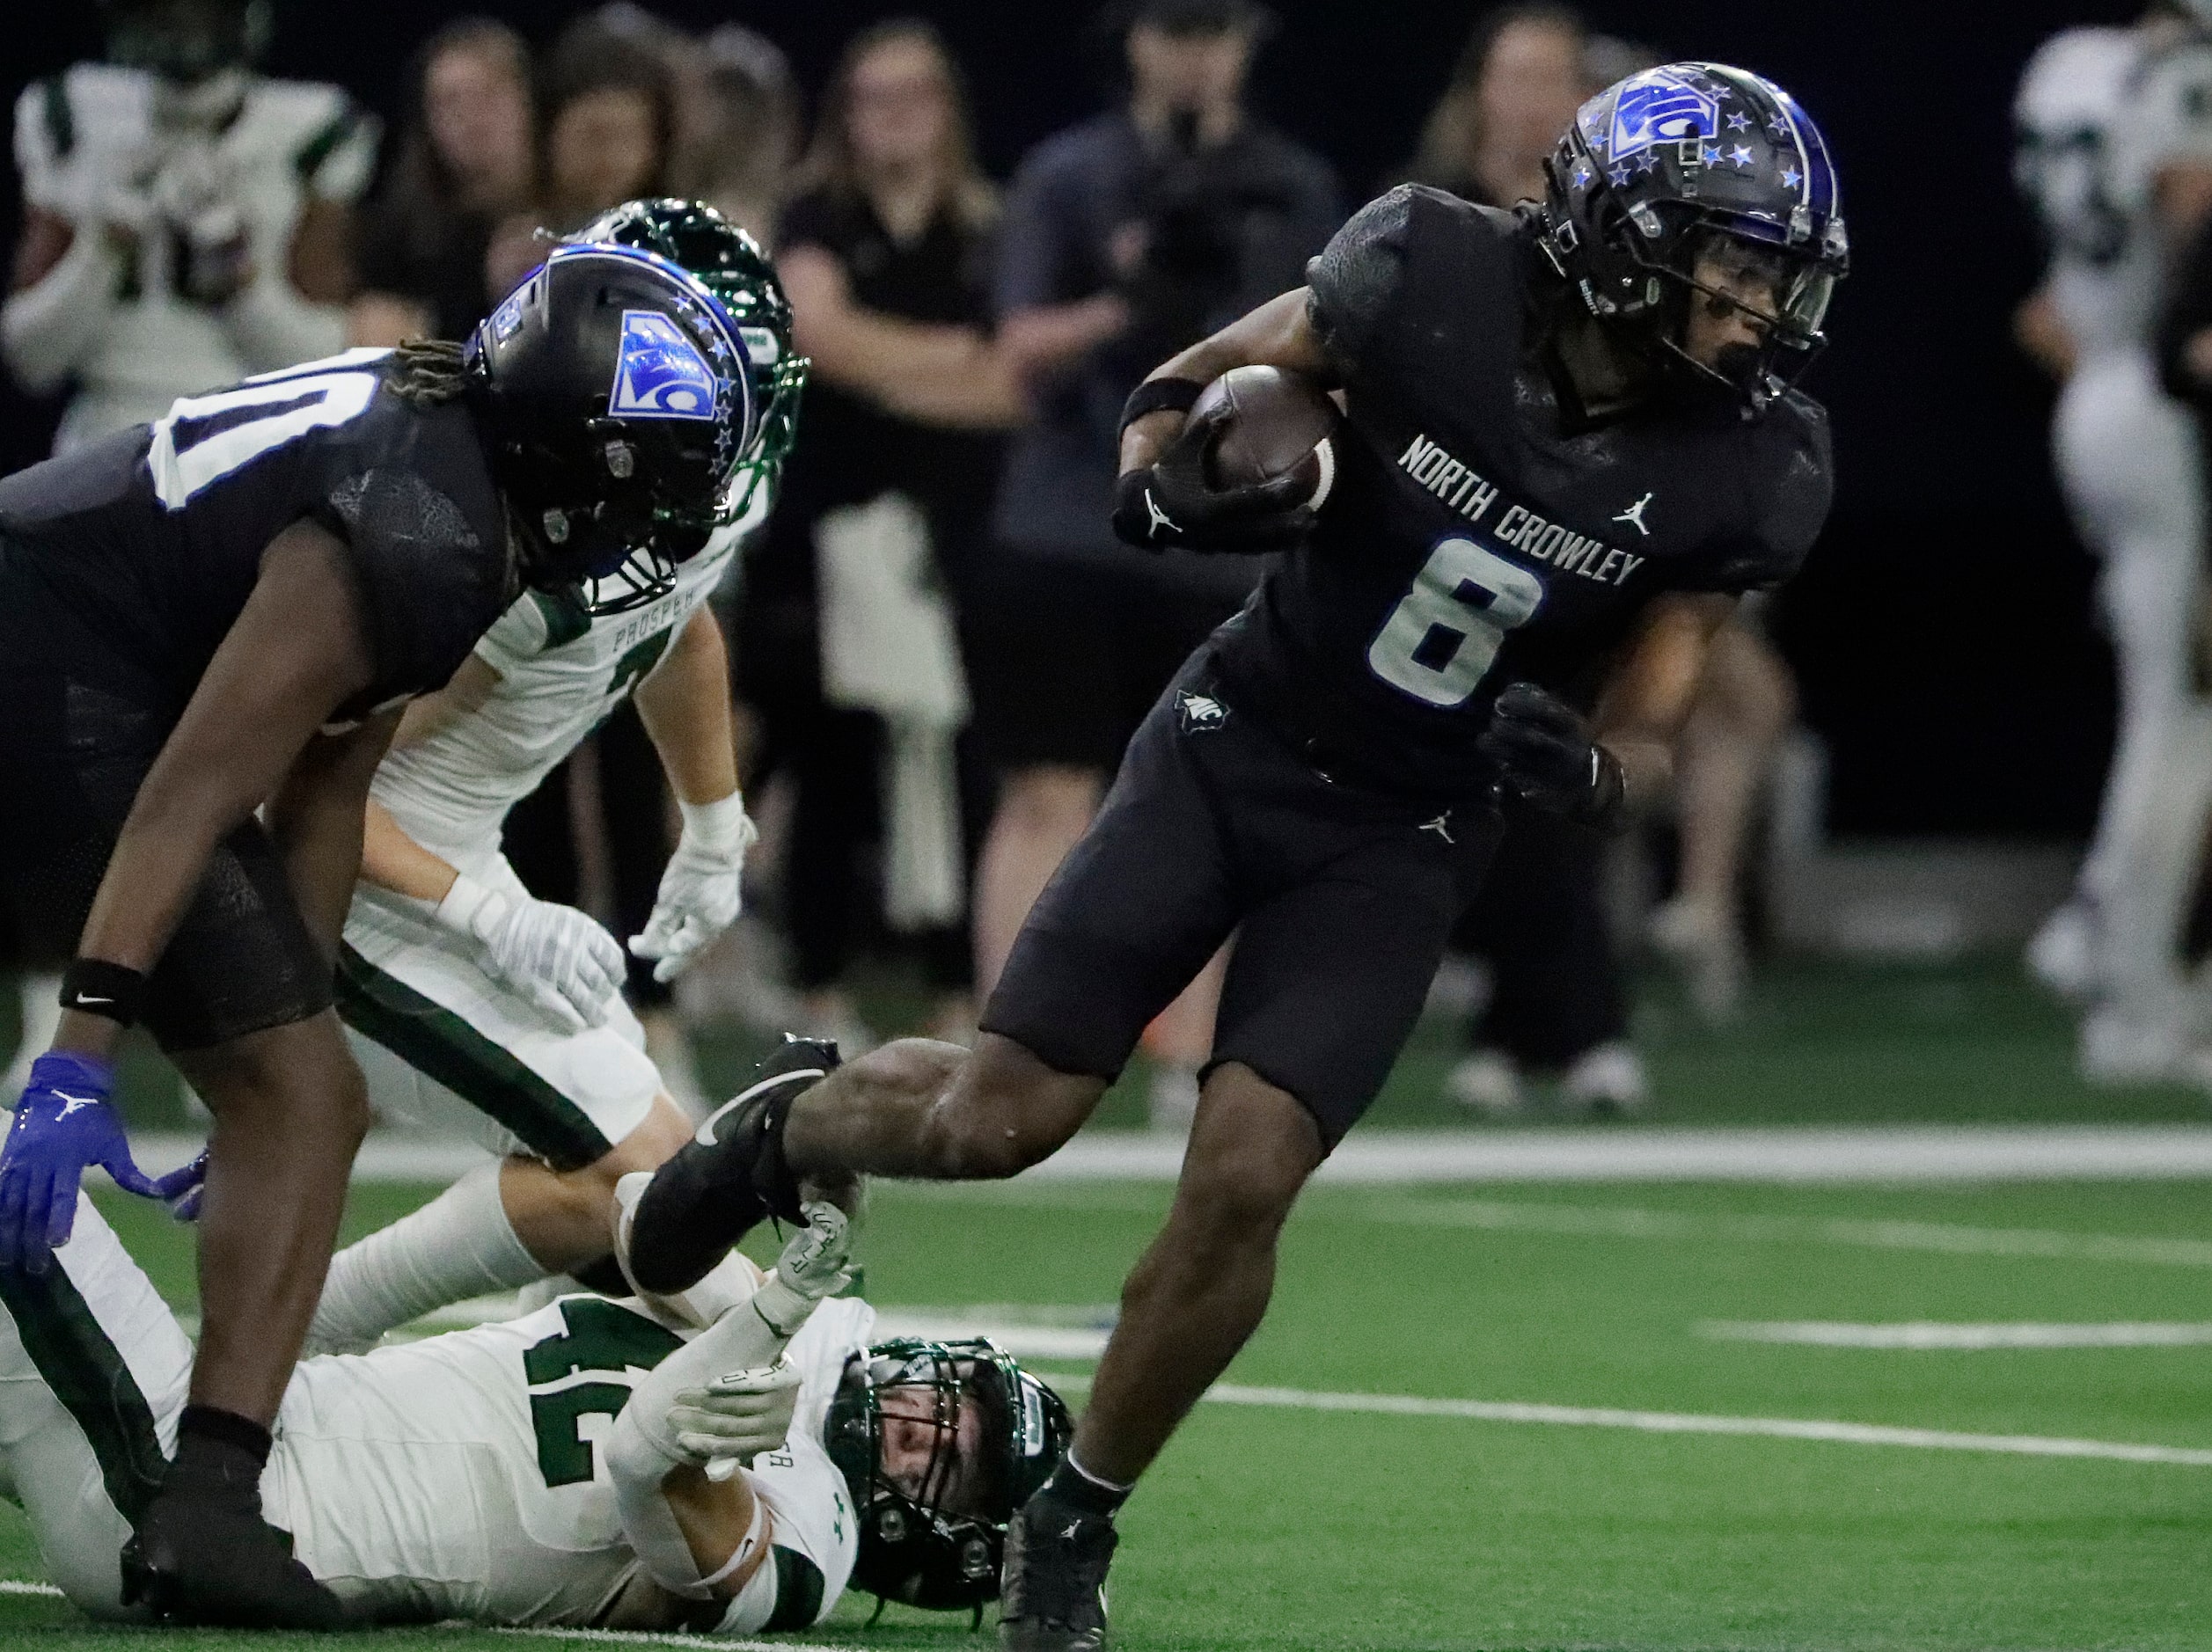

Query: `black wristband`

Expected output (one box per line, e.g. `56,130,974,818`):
1117,376,1206,441
60,959,148,1028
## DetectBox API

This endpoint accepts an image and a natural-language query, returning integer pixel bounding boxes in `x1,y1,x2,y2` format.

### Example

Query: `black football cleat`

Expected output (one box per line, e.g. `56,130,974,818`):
624,1035,840,1295
122,1481,344,1630
998,1492,1117,1652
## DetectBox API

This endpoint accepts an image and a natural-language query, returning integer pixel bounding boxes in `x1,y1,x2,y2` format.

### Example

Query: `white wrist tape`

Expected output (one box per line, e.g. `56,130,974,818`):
432,873,509,943
678,791,755,853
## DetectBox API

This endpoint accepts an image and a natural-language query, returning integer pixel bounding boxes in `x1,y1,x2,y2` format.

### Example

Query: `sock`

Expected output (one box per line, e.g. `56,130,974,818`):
305,1163,542,1353
164,1406,271,1502
1036,1451,1132,1519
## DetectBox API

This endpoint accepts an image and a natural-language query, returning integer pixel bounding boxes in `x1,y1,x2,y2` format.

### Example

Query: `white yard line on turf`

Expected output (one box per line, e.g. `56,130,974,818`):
1028,1371,2212,1466
1703,1320,2212,1349
114,1123,2212,1188
1366,1197,2212,1268
486,1628,844,1652
0,1580,60,1597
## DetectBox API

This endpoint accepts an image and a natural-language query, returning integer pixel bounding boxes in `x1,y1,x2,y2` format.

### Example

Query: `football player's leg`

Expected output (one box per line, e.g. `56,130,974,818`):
1065,813,1492,1487
315,917,689,1349
628,698,1240,1295
0,1194,191,1619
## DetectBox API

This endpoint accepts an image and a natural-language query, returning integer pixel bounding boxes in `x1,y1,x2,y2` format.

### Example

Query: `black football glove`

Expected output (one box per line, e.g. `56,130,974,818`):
1476,682,1629,832
1110,403,1317,555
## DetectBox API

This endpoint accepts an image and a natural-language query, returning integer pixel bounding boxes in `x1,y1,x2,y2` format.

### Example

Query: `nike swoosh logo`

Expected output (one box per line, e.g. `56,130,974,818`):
74,996,114,1006
694,1070,827,1146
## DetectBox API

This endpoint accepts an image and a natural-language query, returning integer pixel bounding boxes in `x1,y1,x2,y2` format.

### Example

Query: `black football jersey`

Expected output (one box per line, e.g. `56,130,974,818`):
0,349,514,720
1209,185,1833,800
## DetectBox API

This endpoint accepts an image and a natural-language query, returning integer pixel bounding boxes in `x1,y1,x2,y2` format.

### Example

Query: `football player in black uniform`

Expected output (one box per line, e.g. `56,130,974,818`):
619,62,1844,1648
0,242,766,1626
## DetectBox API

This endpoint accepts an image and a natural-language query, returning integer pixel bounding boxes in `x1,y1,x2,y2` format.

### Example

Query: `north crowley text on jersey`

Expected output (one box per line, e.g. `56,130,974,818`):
1396,434,1645,587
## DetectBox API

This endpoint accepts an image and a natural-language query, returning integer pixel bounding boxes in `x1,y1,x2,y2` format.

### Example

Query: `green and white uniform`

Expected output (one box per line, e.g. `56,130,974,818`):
0,1196,864,1633
338,497,759,1170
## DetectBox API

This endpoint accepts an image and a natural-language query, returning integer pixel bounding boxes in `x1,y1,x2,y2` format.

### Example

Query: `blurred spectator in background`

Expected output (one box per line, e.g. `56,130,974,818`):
977,0,1337,1123
1411,10,1650,1115
348,18,532,347
1401,3,1585,207
689,26,802,243
478,16,704,1100
4,0,375,1099
745,19,1022,1052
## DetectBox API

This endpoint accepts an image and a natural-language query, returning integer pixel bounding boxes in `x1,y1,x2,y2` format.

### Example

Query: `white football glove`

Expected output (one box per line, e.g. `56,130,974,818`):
436,874,626,1030
629,792,756,983
749,1201,853,1337
672,1360,805,1474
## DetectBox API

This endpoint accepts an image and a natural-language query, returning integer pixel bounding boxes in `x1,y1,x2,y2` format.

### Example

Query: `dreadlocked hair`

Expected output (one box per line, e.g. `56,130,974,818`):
389,338,471,406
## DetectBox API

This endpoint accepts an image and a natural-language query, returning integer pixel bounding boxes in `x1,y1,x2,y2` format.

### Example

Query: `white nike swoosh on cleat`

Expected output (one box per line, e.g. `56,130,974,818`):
695,1070,827,1145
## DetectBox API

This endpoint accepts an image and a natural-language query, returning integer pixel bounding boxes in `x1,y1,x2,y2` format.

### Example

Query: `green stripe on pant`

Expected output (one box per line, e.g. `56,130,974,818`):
0,1264,167,1522
334,944,613,1173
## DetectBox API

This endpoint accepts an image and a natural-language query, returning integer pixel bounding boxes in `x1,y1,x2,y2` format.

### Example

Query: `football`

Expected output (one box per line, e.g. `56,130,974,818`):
1193,365,1338,507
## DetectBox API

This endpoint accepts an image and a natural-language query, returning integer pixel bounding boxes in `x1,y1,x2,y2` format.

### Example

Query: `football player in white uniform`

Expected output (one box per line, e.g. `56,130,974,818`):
0,1192,1073,1632
304,201,813,1356
2,0,376,1099
2016,9,2212,1078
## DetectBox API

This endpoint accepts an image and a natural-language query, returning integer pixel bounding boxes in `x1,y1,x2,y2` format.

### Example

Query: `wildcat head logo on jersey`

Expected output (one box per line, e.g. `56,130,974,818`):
607,311,720,420
1607,70,1720,161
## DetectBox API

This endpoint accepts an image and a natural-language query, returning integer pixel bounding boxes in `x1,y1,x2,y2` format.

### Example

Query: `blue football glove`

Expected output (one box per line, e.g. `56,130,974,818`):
0,1052,200,1272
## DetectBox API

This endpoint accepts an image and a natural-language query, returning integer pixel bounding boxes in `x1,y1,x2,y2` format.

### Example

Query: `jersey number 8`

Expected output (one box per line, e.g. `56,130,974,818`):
1366,537,1545,708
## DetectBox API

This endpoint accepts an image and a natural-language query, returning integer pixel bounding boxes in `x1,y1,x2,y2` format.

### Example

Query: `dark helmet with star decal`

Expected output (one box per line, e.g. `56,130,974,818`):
824,1338,1073,1614
1535,62,1848,406
572,198,808,530
465,237,761,611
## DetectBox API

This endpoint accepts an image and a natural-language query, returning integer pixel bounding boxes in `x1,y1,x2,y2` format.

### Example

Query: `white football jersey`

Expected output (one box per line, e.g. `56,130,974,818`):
11,63,375,450
2015,26,2158,358
2102,31,2212,353
261,1291,872,1631
370,498,761,869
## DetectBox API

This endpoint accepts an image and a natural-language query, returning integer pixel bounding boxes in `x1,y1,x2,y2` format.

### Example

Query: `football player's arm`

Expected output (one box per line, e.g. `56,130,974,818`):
657,1465,777,1599
1589,593,1740,808
2012,284,2076,383
357,800,461,903
781,245,1024,428
52,520,379,1060
266,709,404,963
2,204,124,393
631,608,754,979
1116,287,1335,475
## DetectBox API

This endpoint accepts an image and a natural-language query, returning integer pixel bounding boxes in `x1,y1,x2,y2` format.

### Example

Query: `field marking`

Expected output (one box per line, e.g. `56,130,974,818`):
1022,1370,2212,1465
113,1124,2212,1188
485,1627,843,1652
1703,1320,2212,1349
1364,1196,2212,1268
0,1580,60,1597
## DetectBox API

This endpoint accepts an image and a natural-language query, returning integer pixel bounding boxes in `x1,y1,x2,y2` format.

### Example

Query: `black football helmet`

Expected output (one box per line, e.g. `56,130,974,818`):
465,240,760,606
824,1338,1073,1613
570,198,808,601
1536,62,1849,406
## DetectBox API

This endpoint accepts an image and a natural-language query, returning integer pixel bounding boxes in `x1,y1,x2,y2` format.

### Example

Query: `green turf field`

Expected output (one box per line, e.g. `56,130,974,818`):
4,1167,2211,1651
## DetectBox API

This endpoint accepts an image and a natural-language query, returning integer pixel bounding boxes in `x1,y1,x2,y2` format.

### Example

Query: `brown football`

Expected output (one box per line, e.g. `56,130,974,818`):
1194,365,1338,505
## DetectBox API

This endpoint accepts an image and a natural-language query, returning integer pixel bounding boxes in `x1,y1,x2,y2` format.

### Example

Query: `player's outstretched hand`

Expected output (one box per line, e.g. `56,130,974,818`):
0,1053,203,1272
673,1359,805,1473
1111,405,1317,556
436,875,626,1030
630,793,756,983
1476,682,1630,832
751,1201,854,1336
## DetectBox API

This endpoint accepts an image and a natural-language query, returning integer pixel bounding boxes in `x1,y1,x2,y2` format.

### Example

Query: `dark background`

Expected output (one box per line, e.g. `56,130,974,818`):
0,0,2144,836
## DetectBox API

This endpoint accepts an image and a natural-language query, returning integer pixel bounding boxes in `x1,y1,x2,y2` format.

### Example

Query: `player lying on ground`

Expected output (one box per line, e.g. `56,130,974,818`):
617,62,1847,1652
0,230,767,1623
0,1189,1070,1632
308,200,809,1355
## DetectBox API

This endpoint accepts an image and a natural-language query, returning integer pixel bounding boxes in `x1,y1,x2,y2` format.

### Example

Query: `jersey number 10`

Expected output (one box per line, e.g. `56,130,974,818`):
147,352,385,508
1366,537,1545,708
